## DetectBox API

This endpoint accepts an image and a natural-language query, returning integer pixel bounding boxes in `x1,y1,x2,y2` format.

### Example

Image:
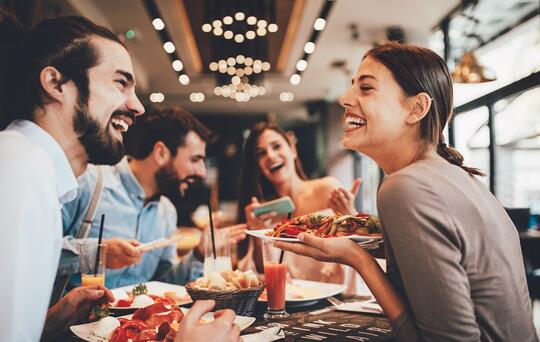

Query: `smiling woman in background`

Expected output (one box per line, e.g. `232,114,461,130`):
276,42,537,341
236,122,359,284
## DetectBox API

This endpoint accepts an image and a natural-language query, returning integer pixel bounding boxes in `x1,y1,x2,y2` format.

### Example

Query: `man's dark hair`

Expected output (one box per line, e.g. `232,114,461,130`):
125,106,214,160
0,11,124,129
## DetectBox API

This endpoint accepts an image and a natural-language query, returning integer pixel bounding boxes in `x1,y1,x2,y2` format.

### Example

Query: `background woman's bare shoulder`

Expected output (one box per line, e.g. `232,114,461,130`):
307,176,342,196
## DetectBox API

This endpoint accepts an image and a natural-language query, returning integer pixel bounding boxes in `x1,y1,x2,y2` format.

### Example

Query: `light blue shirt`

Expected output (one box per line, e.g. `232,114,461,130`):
62,157,200,288
0,120,78,342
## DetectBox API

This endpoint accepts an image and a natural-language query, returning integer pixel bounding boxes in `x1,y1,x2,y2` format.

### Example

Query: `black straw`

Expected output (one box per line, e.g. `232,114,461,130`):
207,196,217,260
94,214,105,276
278,212,293,264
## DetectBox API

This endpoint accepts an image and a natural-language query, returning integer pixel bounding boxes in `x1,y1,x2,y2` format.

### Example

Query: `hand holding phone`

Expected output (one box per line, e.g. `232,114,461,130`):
252,196,295,217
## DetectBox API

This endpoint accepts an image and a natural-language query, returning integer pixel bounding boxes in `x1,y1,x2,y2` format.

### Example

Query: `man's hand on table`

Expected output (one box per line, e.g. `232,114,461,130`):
104,238,142,269
42,285,115,341
175,300,240,342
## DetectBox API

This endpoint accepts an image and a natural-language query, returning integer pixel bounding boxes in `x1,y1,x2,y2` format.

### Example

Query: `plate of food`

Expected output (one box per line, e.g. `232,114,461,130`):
258,279,347,307
70,303,256,342
246,213,383,243
109,281,192,310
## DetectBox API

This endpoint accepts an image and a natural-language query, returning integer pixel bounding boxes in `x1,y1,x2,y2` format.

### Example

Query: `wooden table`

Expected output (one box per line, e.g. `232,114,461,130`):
244,295,393,341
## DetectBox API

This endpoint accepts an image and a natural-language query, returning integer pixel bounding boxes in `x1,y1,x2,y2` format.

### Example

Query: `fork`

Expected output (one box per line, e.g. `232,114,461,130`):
308,296,344,315
327,296,344,307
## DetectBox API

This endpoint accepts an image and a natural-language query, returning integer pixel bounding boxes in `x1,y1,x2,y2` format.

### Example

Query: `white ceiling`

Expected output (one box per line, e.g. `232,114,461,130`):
63,0,459,118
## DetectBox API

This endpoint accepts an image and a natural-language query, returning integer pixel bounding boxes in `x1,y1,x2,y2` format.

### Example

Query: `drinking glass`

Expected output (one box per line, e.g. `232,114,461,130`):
80,242,107,286
262,239,289,319
203,229,232,276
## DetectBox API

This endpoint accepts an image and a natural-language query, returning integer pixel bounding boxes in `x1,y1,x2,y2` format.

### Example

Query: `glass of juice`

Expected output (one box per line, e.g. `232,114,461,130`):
80,242,107,286
203,228,232,277
262,239,289,319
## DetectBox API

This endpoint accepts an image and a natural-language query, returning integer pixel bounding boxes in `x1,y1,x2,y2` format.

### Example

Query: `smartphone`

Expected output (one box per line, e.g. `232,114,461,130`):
252,196,295,217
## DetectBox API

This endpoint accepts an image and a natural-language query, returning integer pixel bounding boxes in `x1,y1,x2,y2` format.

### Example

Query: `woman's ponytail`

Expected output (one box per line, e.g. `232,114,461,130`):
436,139,486,177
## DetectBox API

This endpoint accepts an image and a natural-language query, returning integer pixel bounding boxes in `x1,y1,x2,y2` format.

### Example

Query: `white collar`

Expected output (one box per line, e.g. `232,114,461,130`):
6,120,78,204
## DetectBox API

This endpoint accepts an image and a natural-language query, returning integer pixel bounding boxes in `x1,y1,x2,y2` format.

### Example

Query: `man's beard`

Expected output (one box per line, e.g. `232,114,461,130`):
155,162,204,199
155,161,181,197
73,98,134,165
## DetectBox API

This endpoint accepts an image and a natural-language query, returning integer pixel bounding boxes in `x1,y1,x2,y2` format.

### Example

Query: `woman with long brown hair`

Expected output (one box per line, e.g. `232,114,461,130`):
276,43,536,341
236,122,358,284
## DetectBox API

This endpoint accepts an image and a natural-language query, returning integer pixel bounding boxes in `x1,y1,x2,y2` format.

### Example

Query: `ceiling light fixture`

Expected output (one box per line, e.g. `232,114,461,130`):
172,60,184,71
163,41,175,53
178,74,190,85
304,42,315,54
152,18,165,30
290,73,301,85
314,18,326,31
296,60,308,71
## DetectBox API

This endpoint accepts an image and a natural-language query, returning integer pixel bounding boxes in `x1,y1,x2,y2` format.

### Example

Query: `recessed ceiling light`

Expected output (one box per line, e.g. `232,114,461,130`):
235,12,245,21
296,60,307,71
223,16,233,25
152,18,165,30
304,42,315,54
268,23,278,32
213,27,223,36
209,62,218,71
246,16,257,25
224,30,233,39
202,23,212,32
227,57,236,66
245,31,256,40
257,20,267,28
236,55,245,64
314,18,326,31
290,74,301,85
178,74,190,85
163,41,175,53
234,34,245,43
256,27,267,36
212,19,222,28
172,60,184,71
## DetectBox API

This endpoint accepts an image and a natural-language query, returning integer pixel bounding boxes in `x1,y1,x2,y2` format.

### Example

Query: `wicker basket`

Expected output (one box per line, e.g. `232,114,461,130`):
185,283,264,316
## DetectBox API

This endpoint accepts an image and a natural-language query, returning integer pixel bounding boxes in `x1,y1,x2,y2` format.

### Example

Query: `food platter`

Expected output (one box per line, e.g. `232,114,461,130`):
70,308,255,342
246,228,381,244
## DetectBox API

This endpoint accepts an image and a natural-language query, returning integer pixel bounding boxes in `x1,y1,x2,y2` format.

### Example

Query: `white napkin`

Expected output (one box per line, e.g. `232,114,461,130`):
241,326,285,342
335,300,383,315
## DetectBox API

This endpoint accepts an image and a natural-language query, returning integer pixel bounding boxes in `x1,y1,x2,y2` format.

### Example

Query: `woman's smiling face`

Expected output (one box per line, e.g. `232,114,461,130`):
255,129,297,185
339,56,413,155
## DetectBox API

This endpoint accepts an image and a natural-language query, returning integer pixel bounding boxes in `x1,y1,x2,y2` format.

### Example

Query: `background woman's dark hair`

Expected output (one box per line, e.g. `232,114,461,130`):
124,105,215,160
236,122,307,224
364,42,485,176
0,12,124,129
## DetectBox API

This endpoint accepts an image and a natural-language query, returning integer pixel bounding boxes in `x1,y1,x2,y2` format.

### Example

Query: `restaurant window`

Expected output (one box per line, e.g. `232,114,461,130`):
491,88,540,210
453,107,490,188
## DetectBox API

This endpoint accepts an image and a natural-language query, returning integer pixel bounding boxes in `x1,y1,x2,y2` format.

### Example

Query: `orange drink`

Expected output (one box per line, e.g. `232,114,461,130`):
81,273,105,286
80,243,107,286
264,262,287,310
261,239,289,319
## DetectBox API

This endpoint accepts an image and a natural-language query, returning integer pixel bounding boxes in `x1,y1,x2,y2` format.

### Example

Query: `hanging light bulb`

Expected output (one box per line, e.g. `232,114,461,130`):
451,52,496,83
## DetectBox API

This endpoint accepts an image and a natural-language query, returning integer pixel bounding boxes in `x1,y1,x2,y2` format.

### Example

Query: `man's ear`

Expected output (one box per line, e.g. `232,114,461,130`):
152,141,171,167
39,66,68,103
406,92,432,125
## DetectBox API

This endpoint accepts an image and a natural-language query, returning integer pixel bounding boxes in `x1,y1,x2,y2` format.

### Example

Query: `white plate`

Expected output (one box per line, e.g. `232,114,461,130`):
70,308,256,342
110,281,192,310
259,279,347,305
246,228,382,243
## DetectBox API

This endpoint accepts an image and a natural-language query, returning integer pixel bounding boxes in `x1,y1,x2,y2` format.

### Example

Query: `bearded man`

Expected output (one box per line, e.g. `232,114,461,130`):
62,106,212,288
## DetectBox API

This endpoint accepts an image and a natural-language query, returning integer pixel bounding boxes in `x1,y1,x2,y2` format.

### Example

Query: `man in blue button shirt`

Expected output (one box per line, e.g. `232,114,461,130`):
62,106,212,288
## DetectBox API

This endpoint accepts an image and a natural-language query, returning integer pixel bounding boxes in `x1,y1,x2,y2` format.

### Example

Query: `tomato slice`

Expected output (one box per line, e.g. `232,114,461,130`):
117,299,132,307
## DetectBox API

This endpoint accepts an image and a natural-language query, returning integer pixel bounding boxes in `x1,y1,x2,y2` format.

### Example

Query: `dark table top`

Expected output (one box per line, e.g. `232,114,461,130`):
243,296,393,341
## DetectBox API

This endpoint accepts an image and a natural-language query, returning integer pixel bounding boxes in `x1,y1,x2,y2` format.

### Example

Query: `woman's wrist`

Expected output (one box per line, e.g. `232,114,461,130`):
347,245,375,272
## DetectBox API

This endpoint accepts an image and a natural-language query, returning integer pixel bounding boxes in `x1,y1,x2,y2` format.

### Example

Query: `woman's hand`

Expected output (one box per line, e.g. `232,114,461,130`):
274,233,365,267
244,197,276,230
328,178,362,215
